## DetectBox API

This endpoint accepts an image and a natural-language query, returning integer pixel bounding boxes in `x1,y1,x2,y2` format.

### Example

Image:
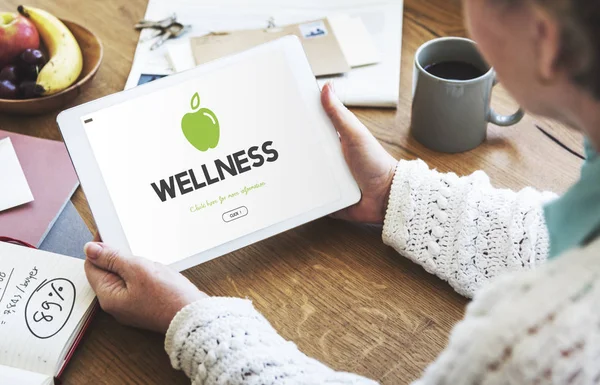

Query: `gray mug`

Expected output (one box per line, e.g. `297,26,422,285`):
410,37,524,153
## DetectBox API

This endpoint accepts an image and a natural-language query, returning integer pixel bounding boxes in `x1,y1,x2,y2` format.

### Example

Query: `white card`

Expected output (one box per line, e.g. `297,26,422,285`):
329,14,380,67
0,137,34,212
166,41,196,73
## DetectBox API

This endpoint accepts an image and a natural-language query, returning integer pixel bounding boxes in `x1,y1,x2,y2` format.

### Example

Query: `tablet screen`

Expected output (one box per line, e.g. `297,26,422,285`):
81,49,341,264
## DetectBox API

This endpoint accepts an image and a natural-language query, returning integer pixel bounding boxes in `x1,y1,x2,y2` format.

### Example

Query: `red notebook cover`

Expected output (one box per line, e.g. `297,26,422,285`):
0,130,79,246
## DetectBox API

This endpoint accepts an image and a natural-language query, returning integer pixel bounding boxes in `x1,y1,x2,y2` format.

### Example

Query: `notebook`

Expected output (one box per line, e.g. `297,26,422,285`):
0,131,79,247
39,201,93,260
0,242,96,385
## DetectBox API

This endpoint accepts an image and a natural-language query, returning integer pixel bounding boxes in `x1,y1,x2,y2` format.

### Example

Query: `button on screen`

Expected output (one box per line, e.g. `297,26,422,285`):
222,206,248,223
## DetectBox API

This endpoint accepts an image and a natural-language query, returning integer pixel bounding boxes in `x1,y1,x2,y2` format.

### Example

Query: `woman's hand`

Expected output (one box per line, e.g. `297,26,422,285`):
84,241,208,334
321,84,398,224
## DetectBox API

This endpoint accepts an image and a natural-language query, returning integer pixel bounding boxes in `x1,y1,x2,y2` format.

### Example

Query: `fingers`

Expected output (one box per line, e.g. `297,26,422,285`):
84,242,133,280
84,259,126,298
321,83,371,141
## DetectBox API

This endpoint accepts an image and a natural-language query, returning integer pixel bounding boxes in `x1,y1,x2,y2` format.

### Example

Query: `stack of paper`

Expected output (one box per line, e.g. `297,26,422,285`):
125,0,404,107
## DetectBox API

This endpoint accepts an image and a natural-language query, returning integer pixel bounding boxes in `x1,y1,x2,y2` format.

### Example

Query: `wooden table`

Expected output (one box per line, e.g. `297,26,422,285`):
1,0,584,383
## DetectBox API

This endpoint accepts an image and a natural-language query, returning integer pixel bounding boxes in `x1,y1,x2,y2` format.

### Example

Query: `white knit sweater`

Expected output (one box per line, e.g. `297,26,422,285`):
165,160,600,384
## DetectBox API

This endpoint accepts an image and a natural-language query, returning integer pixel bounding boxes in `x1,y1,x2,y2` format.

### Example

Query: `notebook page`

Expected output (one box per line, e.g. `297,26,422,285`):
0,242,95,376
0,365,52,385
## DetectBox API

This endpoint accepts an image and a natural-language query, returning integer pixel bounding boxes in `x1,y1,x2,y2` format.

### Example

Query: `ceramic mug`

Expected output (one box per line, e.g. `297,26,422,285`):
410,37,524,153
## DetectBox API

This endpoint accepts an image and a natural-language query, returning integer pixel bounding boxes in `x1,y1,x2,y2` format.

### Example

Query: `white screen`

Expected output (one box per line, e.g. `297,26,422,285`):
82,50,341,264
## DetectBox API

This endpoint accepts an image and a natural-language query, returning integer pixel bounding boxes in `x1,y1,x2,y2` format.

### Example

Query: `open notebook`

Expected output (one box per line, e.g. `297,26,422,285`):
0,242,96,385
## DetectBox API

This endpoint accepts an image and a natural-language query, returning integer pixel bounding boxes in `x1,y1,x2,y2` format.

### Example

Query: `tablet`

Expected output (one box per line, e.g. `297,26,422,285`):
57,36,360,272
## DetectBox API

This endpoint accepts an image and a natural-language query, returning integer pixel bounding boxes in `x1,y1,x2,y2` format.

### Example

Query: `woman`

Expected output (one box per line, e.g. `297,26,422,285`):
84,0,600,383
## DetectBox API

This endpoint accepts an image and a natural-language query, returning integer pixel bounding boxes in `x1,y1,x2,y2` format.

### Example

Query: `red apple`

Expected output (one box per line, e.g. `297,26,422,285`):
0,12,40,68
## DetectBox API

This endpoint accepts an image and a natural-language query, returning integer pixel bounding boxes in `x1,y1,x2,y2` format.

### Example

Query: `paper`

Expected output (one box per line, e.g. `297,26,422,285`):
124,0,403,108
0,365,52,385
0,242,95,376
190,18,350,77
0,138,34,212
329,15,380,67
167,41,196,73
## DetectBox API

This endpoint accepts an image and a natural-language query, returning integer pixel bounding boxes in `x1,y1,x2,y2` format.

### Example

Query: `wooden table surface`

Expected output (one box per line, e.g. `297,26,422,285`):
1,0,584,384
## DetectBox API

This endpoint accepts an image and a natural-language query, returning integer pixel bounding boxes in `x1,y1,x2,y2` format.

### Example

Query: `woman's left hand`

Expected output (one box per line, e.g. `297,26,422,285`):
84,241,208,334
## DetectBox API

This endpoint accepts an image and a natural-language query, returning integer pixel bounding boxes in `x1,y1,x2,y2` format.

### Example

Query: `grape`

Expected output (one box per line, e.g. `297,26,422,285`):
0,80,18,99
0,66,18,83
18,81,43,99
19,49,46,66
18,65,40,82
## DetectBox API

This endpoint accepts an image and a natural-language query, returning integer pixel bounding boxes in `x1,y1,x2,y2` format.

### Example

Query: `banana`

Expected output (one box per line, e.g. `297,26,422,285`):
17,5,83,95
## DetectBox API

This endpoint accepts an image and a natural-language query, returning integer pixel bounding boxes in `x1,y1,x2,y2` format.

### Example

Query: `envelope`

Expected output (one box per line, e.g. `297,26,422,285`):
0,137,34,212
191,18,351,77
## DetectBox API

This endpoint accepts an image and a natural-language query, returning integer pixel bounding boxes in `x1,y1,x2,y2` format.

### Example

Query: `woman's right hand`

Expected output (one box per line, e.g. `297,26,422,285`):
321,83,398,224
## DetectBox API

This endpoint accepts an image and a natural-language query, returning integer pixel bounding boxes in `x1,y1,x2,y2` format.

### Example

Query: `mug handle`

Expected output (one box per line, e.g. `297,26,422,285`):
487,74,525,126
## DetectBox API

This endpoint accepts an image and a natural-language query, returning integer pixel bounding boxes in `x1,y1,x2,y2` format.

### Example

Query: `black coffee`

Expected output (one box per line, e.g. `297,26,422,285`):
424,61,485,81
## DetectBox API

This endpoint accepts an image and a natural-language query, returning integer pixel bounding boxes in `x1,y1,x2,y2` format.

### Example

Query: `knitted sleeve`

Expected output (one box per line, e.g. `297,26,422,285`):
413,242,600,384
383,159,557,297
164,297,379,385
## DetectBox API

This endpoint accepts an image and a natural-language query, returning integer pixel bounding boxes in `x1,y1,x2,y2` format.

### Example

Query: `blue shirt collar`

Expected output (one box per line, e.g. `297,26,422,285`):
544,138,600,258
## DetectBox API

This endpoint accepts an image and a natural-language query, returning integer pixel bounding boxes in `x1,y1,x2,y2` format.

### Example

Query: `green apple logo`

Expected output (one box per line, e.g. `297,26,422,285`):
181,92,220,151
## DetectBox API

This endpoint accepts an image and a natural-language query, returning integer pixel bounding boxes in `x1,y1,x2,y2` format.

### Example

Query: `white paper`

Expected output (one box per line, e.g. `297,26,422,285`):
124,0,403,108
0,138,34,212
0,365,52,385
166,41,196,73
329,15,380,67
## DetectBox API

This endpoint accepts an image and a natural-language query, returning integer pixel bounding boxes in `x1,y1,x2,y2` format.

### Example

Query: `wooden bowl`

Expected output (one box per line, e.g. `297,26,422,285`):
0,20,103,115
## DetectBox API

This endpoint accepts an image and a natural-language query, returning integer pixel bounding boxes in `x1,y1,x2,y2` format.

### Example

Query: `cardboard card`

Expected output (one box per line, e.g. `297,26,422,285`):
0,137,34,212
191,18,350,77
